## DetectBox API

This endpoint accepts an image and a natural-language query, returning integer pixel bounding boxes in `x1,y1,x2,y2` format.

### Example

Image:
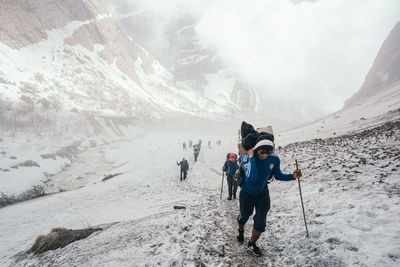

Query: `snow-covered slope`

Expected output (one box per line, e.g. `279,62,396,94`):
278,21,400,145
278,82,400,145
0,0,224,118
1,121,399,266
104,0,261,114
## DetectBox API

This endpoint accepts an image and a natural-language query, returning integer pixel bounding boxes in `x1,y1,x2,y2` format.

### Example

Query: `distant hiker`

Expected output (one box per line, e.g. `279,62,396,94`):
208,140,212,149
193,144,200,162
177,158,189,181
236,136,302,257
216,140,221,146
222,153,239,200
182,142,187,151
189,140,193,149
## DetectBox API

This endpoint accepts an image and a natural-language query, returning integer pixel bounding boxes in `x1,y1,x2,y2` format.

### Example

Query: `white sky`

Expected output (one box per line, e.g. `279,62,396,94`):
114,0,400,116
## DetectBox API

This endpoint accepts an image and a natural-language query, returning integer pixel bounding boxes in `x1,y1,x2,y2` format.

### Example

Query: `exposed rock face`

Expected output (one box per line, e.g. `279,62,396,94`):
0,0,95,48
346,21,400,106
0,0,224,118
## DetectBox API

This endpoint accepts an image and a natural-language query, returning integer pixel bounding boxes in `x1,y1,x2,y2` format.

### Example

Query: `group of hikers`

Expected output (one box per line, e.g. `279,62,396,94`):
182,139,221,152
176,122,302,257
176,139,202,181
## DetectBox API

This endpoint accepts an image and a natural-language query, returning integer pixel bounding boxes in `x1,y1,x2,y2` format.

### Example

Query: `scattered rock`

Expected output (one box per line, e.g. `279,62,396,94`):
11,160,40,168
173,205,186,210
326,237,342,245
40,154,57,160
9,156,17,159
101,173,122,182
388,252,400,261
346,246,359,252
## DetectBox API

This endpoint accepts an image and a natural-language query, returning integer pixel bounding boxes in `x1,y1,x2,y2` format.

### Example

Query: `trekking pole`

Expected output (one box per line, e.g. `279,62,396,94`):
296,160,309,237
220,172,224,199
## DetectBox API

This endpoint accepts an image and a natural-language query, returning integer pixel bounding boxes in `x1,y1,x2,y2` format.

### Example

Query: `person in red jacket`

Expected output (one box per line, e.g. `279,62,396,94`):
222,153,239,200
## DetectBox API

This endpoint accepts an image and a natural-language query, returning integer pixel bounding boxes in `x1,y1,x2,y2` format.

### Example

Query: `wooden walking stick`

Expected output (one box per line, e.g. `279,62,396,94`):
220,172,224,199
296,160,309,237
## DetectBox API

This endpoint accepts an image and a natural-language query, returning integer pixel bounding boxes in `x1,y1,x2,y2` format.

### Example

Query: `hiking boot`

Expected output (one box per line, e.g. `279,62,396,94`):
247,242,262,257
227,197,232,200
233,195,236,199
237,229,244,244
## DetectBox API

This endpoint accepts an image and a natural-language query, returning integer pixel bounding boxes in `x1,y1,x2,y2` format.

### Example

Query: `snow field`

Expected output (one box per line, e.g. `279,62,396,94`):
1,121,399,266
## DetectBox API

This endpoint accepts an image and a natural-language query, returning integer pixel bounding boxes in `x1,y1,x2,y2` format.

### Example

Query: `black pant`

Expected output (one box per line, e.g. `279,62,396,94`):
226,175,238,198
237,189,270,232
180,169,187,181
194,152,199,162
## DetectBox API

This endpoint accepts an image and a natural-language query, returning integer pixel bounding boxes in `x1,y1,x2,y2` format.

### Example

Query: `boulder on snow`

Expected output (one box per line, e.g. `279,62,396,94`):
101,173,122,182
11,160,40,169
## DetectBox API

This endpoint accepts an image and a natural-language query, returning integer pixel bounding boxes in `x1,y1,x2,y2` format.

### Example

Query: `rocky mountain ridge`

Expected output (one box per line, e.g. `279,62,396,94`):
0,0,226,119
345,21,400,106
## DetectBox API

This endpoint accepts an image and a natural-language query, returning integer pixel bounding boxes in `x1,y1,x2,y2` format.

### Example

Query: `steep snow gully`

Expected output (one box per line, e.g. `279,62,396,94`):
1,121,399,266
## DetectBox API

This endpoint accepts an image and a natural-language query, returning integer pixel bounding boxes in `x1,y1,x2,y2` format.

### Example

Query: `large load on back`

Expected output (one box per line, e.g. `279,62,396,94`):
237,121,276,186
238,121,274,156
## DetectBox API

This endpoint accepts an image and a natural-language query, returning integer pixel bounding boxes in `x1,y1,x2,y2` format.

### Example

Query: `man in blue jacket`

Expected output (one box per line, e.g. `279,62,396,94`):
222,153,239,200
236,137,302,257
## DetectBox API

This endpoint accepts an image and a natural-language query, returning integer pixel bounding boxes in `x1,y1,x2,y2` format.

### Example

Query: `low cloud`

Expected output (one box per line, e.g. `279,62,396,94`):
195,0,400,114
110,0,400,118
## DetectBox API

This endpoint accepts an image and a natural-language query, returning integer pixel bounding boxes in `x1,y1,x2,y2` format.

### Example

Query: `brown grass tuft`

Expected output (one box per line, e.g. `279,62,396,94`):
26,227,101,255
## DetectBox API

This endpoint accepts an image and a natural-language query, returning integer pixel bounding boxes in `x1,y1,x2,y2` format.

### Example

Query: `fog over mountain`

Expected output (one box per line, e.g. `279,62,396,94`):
280,20,400,143
104,0,261,119
104,0,400,122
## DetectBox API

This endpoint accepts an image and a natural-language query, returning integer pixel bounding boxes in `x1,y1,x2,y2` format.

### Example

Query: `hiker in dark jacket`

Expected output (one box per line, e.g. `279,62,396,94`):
222,153,239,200
236,137,302,257
193,144,200,162
182,142,187,151
177,158,189,181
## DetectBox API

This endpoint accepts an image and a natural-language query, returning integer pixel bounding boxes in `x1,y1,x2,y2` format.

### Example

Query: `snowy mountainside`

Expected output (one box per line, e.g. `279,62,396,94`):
0,0,224,118
103,0,260,114
1,121,399,266
346,21,400,107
